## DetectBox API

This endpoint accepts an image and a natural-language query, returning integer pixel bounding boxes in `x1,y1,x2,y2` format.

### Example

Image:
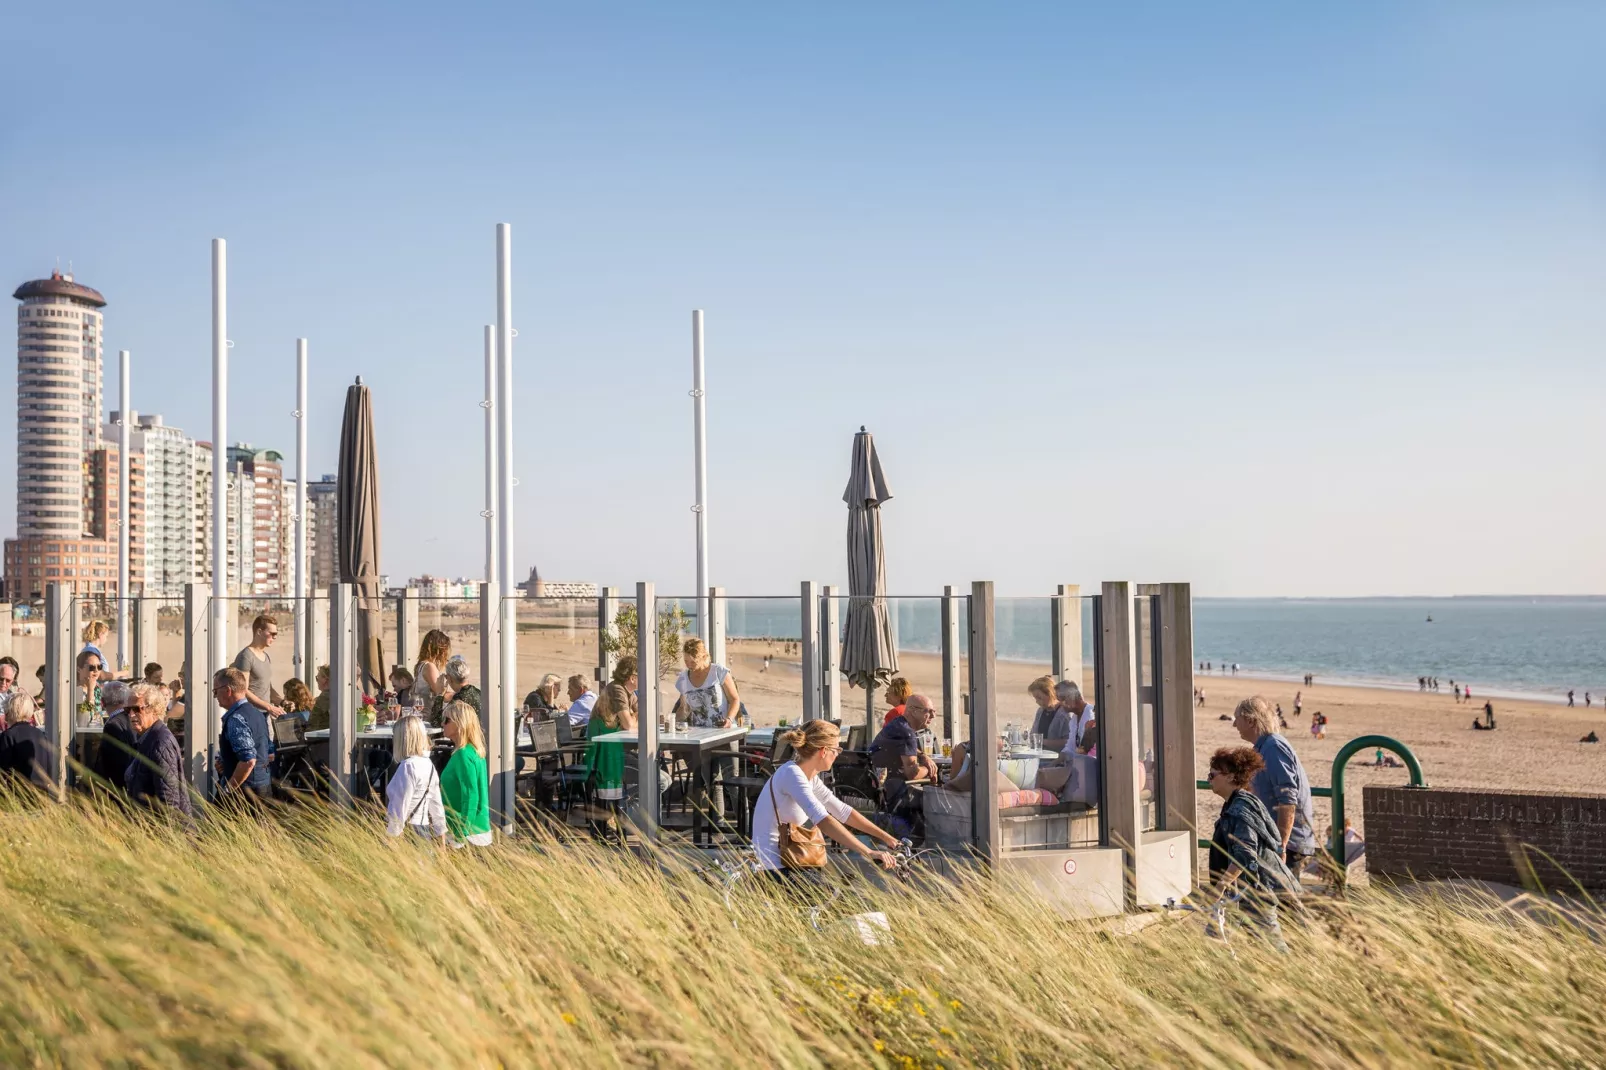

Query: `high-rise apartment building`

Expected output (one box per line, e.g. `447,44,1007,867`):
308,474,339,591
223,443,286,597
5,271,123,603
124,413,196,598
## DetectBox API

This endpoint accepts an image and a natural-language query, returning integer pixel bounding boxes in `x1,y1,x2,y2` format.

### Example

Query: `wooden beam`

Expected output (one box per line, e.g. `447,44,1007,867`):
1098,580,1141,911
970,581,1000,867
1156,583,1199,890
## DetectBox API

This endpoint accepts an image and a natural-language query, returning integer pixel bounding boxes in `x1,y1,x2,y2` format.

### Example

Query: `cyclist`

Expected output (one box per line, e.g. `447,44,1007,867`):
753,721,901,884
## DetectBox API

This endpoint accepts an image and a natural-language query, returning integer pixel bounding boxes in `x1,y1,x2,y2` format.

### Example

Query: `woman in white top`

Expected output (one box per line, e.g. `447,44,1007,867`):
752,721,901,879
385,714,446,840
674,636,744,820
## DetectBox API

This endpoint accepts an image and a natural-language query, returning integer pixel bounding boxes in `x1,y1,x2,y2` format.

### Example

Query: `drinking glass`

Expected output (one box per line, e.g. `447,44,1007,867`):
1030,732,1043,752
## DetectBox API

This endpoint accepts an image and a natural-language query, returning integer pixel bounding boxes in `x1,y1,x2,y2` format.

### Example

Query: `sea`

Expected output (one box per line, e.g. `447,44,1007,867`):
682,595,1606,704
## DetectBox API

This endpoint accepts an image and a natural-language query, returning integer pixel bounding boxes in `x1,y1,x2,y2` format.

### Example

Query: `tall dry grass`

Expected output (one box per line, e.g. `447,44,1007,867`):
0,789,1602,1068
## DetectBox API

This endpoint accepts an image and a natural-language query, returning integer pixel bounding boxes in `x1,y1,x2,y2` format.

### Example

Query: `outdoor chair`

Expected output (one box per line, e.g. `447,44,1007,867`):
844,724,867,752
270,717,313,789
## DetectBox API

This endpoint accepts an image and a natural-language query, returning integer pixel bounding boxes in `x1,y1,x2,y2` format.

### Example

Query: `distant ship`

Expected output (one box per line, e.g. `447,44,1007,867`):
1426,615,1434,622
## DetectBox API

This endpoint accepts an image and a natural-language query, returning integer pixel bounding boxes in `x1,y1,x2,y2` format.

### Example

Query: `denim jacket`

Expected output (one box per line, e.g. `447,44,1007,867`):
1209,789,1296,894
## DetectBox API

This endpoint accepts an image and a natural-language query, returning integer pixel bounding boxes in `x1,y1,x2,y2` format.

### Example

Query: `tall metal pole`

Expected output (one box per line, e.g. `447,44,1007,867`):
117,349,131,671
691,309,710,642
211,239,228,676
293,339,308,681
494,223,516,825
483,324,498,584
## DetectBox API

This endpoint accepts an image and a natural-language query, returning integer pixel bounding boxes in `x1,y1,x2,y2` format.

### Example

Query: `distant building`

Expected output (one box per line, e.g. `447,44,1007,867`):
130,414,197,597
518,567,596,600
307,474,338,591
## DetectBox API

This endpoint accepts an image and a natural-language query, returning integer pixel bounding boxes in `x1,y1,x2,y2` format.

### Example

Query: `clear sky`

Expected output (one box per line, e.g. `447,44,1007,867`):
3,2,1602,598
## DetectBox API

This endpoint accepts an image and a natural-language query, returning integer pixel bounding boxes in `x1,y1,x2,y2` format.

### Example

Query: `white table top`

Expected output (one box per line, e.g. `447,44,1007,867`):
1006,748,1059,761
589,726,748,748
305,725,442,743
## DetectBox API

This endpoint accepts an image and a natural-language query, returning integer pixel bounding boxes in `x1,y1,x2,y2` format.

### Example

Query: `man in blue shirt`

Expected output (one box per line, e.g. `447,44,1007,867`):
870,693,940,825
215,667,272,803
1232,695,1315,872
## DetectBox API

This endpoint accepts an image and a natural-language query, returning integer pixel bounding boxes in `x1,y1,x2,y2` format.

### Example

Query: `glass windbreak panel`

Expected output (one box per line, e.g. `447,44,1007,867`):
717,595,803,727
994,596,1055,734
217,596,302,697
75,595,125,674
1137,595,1159,832
414,591,480,680
515,594,603,712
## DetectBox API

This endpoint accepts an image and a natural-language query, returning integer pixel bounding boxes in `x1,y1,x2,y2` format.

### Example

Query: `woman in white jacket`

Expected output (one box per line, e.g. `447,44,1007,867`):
385,714,446,840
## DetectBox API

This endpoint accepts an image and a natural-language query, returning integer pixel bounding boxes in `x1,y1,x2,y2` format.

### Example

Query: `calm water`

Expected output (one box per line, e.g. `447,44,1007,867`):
691,595,1606,703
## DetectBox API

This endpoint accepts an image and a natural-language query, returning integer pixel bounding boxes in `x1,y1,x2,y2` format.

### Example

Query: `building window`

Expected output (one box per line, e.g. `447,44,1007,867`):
46,569,59,577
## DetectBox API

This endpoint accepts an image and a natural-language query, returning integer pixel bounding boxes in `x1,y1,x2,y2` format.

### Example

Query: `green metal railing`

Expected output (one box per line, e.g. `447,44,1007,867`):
1196,734,1427,862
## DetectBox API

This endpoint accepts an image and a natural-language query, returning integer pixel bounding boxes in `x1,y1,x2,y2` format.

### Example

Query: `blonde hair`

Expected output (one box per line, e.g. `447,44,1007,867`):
82,619,109,643
6,692,37,726
682,636,709,665
442,700,484,753
392,714,431,762
884,677,912,706
1233,696,1280,739
418,629,451,668
1027,675,1057,702
780,719,841,759
596,683,633,730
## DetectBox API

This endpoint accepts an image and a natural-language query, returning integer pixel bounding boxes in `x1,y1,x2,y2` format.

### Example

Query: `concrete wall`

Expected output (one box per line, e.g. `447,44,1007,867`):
1365,786,1606,893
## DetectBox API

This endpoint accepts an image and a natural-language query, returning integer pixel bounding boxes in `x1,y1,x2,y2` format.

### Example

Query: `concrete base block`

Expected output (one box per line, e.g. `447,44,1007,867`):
1137,829,1193,907
999,847,1125,919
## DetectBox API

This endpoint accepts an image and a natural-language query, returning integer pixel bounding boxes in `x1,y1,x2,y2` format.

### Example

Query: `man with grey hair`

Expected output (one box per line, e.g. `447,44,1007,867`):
1054,680,1097,755
90,679,139,792
1233,695,1315,873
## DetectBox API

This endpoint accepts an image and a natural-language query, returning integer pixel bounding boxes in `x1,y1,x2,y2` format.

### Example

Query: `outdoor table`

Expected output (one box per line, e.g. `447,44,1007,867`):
304,725,442,743
590,726,748,843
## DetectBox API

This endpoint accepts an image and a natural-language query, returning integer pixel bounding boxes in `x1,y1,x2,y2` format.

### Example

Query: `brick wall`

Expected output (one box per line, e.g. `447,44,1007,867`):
1364,786,1606,893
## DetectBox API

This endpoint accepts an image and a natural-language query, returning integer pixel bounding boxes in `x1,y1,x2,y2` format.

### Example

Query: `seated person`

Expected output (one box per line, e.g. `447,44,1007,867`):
1026,675,1071,750
869,692,940,819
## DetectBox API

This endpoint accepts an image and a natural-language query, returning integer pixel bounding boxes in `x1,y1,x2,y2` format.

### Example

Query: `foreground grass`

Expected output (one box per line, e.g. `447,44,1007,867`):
0,794,1602,1068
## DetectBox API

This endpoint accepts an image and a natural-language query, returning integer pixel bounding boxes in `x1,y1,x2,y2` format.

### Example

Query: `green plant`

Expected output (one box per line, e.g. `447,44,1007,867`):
600,601,692,679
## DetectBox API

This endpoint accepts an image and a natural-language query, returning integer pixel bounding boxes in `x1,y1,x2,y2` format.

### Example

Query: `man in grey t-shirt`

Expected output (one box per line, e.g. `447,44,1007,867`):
231,613,284,717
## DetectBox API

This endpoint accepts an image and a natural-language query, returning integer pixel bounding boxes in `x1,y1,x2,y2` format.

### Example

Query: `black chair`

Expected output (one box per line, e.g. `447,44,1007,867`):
270,717,314,790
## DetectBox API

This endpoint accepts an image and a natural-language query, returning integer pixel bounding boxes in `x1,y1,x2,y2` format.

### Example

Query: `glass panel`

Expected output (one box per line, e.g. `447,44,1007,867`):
513,593,603,711
1137,594,1160,832
706,595,803,727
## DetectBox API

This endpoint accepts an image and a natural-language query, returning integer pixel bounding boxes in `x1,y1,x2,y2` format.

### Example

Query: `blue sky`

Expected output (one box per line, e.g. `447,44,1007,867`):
3,1,1603,597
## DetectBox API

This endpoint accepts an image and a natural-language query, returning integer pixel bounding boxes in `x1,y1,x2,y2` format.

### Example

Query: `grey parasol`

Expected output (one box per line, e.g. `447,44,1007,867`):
840,427,898,701
337,377,386,694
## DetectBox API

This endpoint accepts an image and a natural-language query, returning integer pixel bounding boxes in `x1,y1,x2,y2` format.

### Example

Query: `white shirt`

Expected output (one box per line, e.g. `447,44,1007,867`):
1060,703,1097,757
675,664,731,727
567,691,597,727
751,761,853,871
385,755,447,839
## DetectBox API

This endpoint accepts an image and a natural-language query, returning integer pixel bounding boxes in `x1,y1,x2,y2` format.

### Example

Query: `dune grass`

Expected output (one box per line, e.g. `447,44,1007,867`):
0,791,1602,1069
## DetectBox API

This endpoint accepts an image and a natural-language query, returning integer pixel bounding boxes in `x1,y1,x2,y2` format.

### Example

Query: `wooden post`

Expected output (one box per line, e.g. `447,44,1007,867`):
329,583,358,804
133,595,159,681
1051,583,1083,687
708,585,727,670
42,583,73,800
397,588,420,679
820,585,841,723
800,581,821,721
941,585,961,742
182,582,213,794
307,587,329,680
479,582,510,832
597,586,619,688
1156,583,1199,890
969,581,1000,866
635,581,660,839
1098,581,1142,911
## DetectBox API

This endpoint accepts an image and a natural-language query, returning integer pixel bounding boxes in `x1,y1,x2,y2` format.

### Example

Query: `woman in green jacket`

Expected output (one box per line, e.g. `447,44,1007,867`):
440,700,492,847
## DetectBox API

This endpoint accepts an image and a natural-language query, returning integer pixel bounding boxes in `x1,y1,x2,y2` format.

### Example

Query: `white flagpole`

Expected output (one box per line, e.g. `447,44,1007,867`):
484,324,498,584
495,224,516,826
293,338,308,681
691,310,710,642
118,349,131,672
211,239,228,676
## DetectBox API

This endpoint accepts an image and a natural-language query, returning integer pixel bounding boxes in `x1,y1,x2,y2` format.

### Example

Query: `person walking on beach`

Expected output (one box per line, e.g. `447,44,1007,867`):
1231,696,1315,876
1586,692,1593,708
1293,691,1302,717
1454,684,1462,703
1567,690,1575,707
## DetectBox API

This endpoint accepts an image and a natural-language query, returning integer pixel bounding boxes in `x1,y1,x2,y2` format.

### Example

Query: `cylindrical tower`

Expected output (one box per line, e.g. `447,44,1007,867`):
14,272,106,540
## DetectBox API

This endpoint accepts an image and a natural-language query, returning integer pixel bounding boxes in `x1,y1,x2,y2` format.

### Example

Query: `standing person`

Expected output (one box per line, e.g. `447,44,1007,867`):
0,656,20,726
215,667,272,805
585,682,637,811
1203,746,1296,951
439,700,491,847
0,694,53,792
81,620,111,678
1483,700,1495,729
564,674,597,730
673,638,742,817
90,680,138,793
1454,684,1462,703
1568,689,1575,707
231,614,284,718
124,682,192,818
1464,685,1472,704
385,714,446,840
1231,696,1316,875
752,720,900,883
413,629,452,724
1587,692,1593,708
881,677,913,727
1197,688,1206,708
1293,691,1302,718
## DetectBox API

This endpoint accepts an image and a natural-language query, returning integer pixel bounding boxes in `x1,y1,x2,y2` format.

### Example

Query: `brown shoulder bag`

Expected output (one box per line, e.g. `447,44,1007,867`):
770,763,827,869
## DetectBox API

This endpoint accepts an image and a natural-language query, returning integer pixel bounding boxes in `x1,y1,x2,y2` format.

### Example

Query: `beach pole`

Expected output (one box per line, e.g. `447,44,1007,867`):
210,239,228,678
820,585,841,723
293,339,308,682
941,584,961,742
708,585,727,669
494,224,517,831
801,581,820,721
691,310,710,643
482,324,497,584
635,581,660,840
117,350,131,672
